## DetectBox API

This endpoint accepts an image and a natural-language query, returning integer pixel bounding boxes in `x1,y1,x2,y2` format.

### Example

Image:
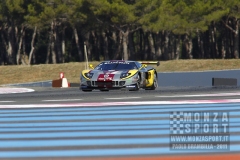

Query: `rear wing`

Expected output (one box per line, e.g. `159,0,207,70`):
139,61,160,66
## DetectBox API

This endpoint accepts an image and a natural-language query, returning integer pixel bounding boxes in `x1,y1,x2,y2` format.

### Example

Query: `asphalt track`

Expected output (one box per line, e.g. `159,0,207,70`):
0,87,240,160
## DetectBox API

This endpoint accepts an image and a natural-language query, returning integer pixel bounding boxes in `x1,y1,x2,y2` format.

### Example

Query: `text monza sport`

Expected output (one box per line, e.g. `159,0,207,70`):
169,111,230,150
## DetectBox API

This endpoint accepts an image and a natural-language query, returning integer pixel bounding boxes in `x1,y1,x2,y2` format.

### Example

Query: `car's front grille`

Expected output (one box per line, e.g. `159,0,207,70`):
94,81,115,86
92,81,125,86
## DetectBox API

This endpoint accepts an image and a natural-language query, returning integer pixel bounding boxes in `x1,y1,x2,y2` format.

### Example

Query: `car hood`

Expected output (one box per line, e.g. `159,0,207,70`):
89,70,134,81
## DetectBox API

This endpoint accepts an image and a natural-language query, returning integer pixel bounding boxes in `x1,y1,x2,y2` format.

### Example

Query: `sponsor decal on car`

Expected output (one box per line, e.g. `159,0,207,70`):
108,60,130,64
126,85,136,88
97,73,115,81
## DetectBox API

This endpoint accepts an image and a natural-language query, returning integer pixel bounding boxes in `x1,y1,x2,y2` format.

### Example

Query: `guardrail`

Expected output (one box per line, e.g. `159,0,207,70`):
157,69,240,87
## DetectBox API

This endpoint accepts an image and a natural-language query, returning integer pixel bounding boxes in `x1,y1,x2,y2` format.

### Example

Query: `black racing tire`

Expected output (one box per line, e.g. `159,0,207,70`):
129,74,140,91
135,82,140,91
145,73,158,90
82,89,93,92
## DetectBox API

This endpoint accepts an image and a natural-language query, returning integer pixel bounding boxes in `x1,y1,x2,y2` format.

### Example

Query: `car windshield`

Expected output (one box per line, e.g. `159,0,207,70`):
95,62,137,70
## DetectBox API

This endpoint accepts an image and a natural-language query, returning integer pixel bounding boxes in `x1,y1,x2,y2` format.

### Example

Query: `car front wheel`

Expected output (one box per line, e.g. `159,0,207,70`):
82,89,93,92
129,75,140,91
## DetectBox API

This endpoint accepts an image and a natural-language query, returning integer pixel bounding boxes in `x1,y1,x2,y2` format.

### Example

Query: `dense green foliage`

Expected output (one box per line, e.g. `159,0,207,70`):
0,0,240,65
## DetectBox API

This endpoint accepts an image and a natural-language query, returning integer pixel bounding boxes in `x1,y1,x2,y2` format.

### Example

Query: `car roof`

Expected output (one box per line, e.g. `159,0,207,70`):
103,60,136,63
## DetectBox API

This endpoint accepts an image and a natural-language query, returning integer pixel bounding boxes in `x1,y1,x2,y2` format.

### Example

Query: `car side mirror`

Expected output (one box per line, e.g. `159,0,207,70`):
89,64,94,69
139,64,147,70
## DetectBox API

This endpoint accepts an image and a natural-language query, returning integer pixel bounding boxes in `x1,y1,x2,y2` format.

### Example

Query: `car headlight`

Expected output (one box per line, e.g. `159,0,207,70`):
84,73,94,79
120,73,131,79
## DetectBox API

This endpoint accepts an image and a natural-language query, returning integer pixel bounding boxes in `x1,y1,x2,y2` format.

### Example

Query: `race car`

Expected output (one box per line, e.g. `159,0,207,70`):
80,60,159,91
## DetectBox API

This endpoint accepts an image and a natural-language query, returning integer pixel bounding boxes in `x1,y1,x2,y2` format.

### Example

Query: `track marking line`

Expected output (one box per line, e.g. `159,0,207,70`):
156,92,240,98
1,99,240,108
105,97,141,100
0,101,15,103
0,88,34,94
42,99,83,102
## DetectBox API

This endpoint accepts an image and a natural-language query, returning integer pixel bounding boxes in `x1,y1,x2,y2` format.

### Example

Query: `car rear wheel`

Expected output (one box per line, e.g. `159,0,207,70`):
145,73,158,90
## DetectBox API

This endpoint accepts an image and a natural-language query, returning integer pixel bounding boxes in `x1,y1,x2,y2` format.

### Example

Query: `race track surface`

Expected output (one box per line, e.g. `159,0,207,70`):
0,87,240,160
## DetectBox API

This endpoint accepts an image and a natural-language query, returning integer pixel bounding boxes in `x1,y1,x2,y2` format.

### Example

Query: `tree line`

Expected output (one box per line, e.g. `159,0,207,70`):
0,0,240,65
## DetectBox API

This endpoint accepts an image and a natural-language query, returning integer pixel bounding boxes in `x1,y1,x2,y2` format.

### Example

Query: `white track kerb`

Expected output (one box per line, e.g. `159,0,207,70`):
0,99,240,108
0,88,35,94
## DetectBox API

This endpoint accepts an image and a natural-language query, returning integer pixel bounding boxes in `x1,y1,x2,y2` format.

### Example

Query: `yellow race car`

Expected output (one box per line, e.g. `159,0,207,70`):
80,60,159,92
